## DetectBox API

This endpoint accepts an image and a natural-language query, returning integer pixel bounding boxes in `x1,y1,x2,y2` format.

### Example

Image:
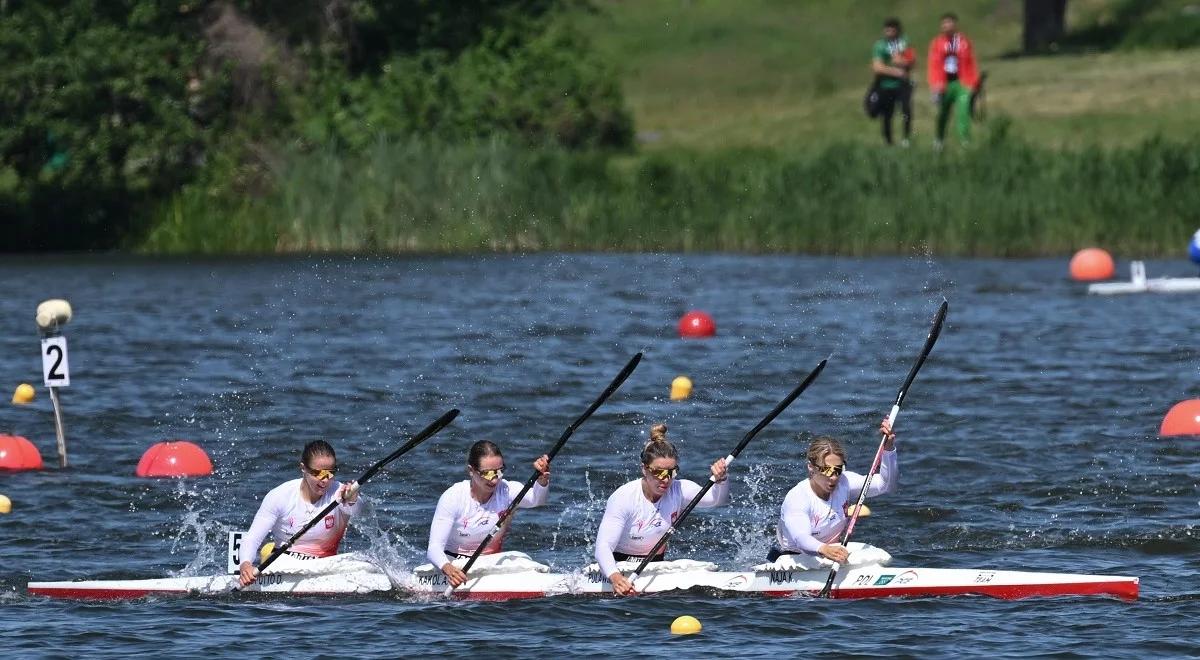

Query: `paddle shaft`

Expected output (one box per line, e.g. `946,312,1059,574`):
817,300,947,598
627,358,828,581
446,353,643,595
239,408,460,589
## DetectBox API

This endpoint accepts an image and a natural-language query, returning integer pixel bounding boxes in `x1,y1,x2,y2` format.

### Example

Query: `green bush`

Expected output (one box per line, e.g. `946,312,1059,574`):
0,1,219,250
1,0,631,251
292,16,632,150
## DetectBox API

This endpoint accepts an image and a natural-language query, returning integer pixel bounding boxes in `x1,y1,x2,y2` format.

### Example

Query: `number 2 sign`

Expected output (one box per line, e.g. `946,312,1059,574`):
41,336,70,387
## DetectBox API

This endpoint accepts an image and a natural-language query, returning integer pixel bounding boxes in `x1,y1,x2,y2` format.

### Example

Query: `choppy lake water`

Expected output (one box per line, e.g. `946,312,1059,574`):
2,254,1198,657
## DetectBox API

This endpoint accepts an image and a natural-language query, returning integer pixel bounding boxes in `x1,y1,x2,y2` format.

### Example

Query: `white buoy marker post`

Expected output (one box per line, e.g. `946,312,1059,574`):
36,300,73,468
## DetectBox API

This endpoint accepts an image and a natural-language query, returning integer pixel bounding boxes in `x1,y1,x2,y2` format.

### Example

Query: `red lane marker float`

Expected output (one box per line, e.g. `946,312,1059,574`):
0,435,44,471
678,310,716,338
136,440,213,477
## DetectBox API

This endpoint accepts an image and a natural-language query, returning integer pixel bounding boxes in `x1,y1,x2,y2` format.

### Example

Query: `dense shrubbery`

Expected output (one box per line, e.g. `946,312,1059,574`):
292,18,631,150
0,1,217,250
0,0,631,251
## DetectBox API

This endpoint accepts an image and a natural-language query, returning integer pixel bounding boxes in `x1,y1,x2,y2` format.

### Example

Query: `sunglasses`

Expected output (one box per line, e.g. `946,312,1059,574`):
303,464,337,480
645,466,679,480
474,466,505,481
811,462,845,478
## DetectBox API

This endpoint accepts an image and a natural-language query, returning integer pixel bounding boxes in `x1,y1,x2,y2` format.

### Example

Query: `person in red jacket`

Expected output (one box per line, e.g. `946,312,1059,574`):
927,12,979,148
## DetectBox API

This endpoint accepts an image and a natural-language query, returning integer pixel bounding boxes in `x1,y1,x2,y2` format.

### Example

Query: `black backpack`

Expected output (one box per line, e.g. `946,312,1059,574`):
863,76,883,118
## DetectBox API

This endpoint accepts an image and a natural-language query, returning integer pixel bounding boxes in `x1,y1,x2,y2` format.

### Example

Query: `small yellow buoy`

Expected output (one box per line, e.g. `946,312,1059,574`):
670,376,693,401
670,615,701,635
259,542,276,564
845,503,872,518
12,383,35,405
0,493,11,514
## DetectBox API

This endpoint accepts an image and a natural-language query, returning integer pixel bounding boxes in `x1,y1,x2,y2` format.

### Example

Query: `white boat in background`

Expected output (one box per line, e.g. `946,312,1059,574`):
1088,261,1200,295
26,548,1139,602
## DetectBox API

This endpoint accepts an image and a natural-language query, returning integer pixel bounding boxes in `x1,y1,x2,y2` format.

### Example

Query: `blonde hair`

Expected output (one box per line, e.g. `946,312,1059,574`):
806,436,846,467
641,423,678,465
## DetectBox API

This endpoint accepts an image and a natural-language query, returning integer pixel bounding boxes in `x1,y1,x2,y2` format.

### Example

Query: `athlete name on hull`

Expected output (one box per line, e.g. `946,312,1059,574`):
418,574,450,586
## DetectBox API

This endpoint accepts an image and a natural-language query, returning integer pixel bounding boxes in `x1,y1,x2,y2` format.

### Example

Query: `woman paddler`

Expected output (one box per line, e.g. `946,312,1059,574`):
427,441,551,587
594,424,729,596
770,420,898,564
238,440,362,586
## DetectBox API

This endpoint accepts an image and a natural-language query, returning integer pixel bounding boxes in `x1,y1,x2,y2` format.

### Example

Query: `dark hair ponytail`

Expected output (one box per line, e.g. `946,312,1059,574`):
468,440,502,469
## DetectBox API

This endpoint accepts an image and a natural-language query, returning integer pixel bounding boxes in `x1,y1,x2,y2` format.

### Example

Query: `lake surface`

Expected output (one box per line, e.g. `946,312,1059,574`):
1,254,1198,658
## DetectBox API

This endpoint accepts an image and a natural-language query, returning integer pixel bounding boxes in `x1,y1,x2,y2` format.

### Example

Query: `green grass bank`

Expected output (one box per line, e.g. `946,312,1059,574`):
142,135,1200,257
138,0,1200,257
579,0,1200,150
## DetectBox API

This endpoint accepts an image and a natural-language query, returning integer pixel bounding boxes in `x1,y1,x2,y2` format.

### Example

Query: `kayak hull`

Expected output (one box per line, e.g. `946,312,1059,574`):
28,565,1138,601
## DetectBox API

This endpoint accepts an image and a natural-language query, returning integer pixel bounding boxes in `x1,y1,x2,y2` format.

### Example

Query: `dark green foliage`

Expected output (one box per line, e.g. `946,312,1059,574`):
0,1,217,250
1061,0,1200,52
295,17,632,150
1,0,630,251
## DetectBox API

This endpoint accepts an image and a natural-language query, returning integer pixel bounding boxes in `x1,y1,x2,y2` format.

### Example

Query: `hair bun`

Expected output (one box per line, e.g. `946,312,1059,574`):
641,423,679,465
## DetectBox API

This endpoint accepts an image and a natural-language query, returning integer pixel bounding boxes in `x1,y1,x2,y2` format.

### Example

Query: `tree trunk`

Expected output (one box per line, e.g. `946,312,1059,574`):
1024,0,1068,53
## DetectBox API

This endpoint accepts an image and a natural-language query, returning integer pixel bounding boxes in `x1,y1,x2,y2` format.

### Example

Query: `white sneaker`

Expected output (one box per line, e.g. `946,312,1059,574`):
900,139,911,148
933,139,944,152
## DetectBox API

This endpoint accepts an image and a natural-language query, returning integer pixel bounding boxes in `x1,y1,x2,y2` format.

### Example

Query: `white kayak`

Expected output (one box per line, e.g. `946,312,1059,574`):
27,553,393,600
27,549,1139,601
1087,260,1200,295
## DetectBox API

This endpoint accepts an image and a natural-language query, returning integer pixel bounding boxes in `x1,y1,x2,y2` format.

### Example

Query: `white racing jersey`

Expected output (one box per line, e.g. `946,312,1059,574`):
426,479,549,569
776,449,898,554
594,477,730,578
238,478,362,565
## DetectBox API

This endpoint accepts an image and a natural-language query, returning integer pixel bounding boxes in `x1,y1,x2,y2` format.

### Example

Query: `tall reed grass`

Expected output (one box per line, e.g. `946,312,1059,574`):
140,135,1200,256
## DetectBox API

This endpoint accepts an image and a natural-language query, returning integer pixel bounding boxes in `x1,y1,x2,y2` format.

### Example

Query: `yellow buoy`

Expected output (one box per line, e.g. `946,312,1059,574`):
259,542,276,564
670,376,693,401
0,493,11,514
845,503,872,518
670,615,701,635
12,383,35,404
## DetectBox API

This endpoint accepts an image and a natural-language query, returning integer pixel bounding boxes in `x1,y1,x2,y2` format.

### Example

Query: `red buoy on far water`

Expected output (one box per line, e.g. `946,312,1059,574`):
1160,400,1200,436
0,435,44,471
678,310,716,338
136,440,214,477
1069,248,1115,281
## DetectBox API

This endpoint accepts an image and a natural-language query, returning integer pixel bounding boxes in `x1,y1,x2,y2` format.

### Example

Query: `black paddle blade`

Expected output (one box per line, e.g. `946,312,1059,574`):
729,357,827,460
359,408,460,485
894,300,947,408
550,352,642,459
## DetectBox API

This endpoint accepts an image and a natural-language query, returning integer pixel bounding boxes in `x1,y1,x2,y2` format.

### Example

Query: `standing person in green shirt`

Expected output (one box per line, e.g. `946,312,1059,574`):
871,18,916,146
927,12,980,149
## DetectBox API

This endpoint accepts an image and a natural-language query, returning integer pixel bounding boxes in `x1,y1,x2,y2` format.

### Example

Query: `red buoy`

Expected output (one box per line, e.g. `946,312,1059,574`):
0,435,44,471
1160,400,1200,436
678,310,716,338
136,440,214,477
1069,248,1115,282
